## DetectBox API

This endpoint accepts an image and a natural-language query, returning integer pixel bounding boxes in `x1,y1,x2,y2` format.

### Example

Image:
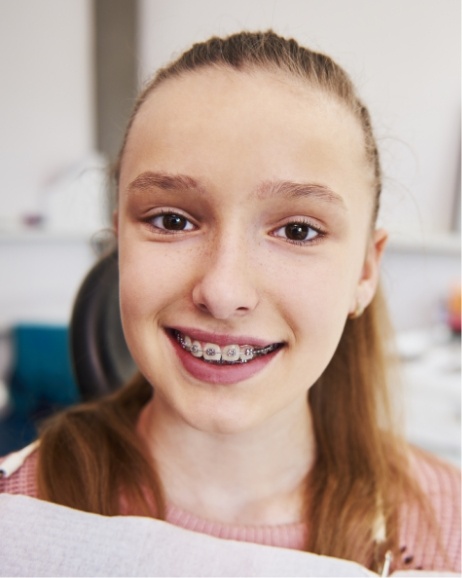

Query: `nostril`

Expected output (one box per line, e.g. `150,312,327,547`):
196,302,210,314
191,265,259,319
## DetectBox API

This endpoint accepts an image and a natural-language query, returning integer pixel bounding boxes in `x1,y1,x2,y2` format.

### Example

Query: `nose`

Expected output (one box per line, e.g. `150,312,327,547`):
191,237,260,320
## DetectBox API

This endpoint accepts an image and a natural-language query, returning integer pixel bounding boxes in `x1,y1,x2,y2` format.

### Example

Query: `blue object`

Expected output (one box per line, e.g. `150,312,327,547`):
0,324,80,453
9,324,80,416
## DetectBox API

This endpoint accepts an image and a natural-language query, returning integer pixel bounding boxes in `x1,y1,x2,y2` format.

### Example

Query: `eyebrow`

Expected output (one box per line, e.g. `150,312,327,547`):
127,171,346,210
127,171,205,196
256,180,347,210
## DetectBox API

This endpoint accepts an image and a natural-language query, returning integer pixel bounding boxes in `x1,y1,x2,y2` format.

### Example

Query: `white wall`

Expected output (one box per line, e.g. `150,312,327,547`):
383,247,460,330
138,0,461,331
0,0,94,221
0,0,98,333
0,236,97,326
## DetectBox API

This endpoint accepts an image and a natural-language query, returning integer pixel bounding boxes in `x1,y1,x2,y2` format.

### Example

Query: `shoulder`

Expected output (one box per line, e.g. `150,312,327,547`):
410,446,461,495
409,446,461,536
0,443,39,498
398,446,461,573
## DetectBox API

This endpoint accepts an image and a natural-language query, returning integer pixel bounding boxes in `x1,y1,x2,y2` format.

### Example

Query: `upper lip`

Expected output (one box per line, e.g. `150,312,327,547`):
168,326,280,348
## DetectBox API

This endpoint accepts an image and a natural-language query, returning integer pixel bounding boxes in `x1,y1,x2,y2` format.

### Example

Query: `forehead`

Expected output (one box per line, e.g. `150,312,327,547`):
121,67,373,199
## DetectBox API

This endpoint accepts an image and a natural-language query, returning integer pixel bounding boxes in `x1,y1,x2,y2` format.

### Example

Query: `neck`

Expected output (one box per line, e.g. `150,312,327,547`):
137,395,315,526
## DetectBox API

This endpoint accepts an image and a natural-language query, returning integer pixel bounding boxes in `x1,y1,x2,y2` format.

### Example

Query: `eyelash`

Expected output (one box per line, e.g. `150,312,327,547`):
143,211,326,246
271,219,326,246
143,210,197,234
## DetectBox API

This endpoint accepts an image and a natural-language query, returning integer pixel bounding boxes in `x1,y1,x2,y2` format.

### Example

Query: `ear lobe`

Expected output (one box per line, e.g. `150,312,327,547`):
354,228,388,311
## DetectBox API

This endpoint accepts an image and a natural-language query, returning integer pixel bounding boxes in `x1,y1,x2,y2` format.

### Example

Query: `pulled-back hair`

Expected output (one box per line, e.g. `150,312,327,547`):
38,30,428,571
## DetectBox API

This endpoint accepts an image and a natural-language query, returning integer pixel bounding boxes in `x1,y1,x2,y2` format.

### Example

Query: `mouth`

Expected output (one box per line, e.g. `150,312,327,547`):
169,329,284,365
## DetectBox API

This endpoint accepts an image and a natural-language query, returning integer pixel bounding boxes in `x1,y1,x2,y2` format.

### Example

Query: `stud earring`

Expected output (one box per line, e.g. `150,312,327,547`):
349,301,365,319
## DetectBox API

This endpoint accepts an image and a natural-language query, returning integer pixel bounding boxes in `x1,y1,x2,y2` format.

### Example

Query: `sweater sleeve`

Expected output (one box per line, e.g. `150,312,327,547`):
395,447,461,574
0,450,39,498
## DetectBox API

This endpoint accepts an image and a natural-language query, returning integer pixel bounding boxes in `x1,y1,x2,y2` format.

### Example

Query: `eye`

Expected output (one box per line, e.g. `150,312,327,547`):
150,212,195,232
272,220,323,244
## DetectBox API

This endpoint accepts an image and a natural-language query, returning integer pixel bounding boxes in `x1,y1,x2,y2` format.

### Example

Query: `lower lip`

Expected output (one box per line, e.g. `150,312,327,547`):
167,332,281,385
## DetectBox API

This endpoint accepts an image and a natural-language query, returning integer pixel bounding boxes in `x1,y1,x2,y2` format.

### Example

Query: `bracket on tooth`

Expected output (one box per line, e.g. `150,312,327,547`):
176,332,256,363
203,344,222,361
239,347,254,362
222,344,241,362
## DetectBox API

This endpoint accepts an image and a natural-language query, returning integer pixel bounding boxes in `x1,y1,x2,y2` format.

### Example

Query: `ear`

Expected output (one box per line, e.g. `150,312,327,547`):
350,228,388,314
112,210,119,236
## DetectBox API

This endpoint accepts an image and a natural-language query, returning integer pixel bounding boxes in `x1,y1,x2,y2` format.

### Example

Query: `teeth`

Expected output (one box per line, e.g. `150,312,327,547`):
190,340,203,357
239,347,254,362
203,343,222,361
175,331,279,364
222,344,241,362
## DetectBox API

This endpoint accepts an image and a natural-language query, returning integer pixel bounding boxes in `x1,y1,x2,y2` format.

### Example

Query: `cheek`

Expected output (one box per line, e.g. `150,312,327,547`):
118,237,193,324
271,253,358,381
272,253,357,323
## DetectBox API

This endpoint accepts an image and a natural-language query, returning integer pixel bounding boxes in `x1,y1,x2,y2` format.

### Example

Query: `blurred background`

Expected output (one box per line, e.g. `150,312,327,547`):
0,0,460,463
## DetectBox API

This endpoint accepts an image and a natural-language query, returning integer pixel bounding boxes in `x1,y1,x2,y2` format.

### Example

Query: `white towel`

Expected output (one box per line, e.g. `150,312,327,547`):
0,495,458,577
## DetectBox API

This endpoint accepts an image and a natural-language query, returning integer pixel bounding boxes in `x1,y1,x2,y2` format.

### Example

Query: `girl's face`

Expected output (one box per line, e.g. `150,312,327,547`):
116,68,386,434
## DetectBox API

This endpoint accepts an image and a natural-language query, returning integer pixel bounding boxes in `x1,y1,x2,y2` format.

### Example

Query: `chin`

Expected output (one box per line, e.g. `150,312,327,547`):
178,398,268,436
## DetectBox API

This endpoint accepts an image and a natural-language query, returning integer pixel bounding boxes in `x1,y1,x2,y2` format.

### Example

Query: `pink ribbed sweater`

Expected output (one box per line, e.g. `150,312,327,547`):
1,447,460,574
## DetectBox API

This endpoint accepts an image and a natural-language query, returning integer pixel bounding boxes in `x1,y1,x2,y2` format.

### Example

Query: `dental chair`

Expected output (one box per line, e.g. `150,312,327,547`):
70,250,137,400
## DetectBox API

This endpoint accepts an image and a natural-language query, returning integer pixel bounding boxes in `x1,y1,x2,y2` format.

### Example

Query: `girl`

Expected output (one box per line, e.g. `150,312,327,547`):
1,31,460,574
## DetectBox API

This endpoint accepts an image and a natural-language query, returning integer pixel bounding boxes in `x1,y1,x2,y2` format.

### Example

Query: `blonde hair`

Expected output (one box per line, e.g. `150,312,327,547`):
38,30,427,571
